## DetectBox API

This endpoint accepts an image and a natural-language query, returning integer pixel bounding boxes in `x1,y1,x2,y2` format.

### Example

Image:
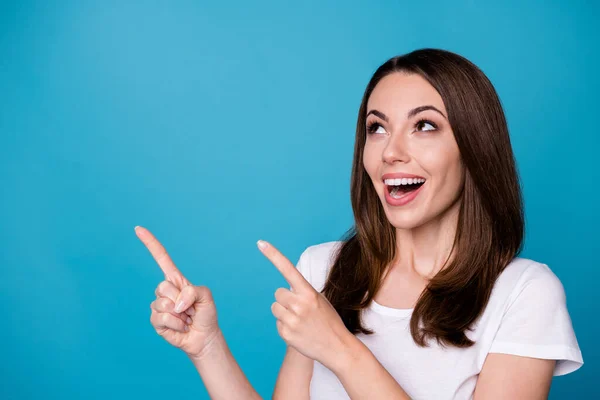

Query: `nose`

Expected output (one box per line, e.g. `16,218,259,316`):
382,130,410,165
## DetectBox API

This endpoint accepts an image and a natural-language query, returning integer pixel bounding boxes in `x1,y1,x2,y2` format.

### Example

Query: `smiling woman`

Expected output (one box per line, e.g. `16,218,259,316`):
298,49,584,399
138,48,583,400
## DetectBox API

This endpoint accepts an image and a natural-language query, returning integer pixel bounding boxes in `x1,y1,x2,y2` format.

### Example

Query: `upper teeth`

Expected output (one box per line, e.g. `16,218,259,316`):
384,178,426,186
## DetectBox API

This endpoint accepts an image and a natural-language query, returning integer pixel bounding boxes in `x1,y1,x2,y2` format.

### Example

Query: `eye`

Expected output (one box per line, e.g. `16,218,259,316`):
415,119,437,132
366,121,386,135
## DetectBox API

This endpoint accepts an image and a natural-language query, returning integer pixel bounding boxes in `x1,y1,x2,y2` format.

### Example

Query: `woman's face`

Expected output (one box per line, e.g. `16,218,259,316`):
363,72,465,230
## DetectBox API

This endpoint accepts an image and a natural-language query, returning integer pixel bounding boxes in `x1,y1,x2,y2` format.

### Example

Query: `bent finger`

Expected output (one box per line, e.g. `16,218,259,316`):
155,280,195,317
150,311,189,333
274,287,296,310
155,280,180,303
173,285,213,313
271,301,290,321
151,298,192,325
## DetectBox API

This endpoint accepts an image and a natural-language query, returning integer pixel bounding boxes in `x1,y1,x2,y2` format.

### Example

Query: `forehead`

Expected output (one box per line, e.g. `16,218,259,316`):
366,72,447,116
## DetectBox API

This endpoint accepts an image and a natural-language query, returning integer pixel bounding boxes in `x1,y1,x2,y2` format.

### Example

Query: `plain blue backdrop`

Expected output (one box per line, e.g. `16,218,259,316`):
1,0,597,398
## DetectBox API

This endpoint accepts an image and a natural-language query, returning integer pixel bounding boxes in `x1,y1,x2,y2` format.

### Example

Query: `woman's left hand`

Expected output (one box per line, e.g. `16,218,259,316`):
257,240,354,370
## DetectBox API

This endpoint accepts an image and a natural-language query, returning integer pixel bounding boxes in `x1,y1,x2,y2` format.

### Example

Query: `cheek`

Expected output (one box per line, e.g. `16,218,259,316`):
362,141,379,177
362,142,387,198
417,142,463,189
418,136,460,172
442,146,463,186
432,153,463,195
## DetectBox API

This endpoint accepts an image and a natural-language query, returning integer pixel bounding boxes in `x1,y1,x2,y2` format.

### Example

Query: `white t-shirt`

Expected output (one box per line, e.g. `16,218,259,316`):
295,241,583,400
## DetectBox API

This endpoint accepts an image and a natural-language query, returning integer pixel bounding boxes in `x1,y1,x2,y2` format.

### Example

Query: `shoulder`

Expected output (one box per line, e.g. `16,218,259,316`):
296,241,344,292
301,241,343,264
475,257,569,334
494,257,566,305
486,257,583,375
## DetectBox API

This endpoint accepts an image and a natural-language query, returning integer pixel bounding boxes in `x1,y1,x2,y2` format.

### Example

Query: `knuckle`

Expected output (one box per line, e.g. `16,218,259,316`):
307,291,319,303
159,313,169,325
156,281,168,296
274,287,287,302
199,286,213,300
182,285,194,297
288,315,299,329
295,303,307,316
157,297,173,311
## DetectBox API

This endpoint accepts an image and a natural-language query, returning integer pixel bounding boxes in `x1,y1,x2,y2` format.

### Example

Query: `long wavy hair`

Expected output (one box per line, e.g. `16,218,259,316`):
321,49,524,348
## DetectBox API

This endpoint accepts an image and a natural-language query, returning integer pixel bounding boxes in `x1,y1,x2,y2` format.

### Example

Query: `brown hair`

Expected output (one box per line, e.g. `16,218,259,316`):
322,49,524,348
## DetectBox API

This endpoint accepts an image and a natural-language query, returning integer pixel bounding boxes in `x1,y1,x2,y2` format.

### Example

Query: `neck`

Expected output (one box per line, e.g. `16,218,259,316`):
392,200,461,280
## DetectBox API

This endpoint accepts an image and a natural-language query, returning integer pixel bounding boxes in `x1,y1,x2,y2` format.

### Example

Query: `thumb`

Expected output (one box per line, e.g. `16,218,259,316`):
174,285,213,313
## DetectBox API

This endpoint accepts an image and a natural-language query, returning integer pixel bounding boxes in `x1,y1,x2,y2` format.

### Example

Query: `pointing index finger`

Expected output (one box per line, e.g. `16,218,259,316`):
257,240,312,293
135,226,189,289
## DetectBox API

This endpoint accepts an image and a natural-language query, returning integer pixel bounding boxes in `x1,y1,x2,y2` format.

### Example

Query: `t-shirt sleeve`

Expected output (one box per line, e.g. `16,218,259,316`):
489,263,583,376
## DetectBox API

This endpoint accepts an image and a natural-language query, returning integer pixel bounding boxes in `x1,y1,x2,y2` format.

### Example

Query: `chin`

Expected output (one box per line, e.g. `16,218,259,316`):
383,211,427,231
377,198,425,230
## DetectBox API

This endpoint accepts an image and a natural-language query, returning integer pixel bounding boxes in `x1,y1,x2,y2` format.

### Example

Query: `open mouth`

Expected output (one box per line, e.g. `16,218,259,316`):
384,178,426,199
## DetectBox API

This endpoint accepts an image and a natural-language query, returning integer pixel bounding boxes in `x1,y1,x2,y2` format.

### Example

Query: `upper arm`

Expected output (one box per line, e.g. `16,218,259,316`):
272,345,313,400
486,264,582,375
474,353,555,399
473,263,582,399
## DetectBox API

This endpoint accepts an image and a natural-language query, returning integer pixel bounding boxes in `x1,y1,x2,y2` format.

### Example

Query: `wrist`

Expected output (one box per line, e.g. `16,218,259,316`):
329,331,367,376
186,328,224,363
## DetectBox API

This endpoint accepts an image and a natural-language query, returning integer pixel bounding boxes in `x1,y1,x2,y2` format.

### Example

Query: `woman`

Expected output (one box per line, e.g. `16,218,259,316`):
136,49,583,399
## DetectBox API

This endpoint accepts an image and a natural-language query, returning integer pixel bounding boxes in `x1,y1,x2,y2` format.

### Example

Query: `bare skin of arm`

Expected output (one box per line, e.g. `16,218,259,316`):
272,346,314,400
473,353,555,399
186,329,262,400
139,225,555,400
139,226,261,400
326,333,554,400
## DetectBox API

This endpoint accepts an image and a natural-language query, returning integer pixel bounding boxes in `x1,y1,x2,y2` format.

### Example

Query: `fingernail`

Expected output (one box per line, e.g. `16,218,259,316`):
257,240,268,250
174,301,184,313
184,325,189,332
186,307,195,316
186,317,192,324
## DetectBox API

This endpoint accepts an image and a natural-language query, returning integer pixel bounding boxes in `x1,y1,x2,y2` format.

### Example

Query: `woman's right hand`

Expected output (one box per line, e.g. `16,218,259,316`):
136,226,220,359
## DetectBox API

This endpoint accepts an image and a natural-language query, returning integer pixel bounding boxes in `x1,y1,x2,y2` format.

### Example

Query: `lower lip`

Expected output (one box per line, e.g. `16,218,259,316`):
384,183,425,206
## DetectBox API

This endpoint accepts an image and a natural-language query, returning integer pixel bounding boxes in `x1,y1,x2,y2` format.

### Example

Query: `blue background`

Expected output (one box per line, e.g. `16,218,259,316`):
1,0,597,398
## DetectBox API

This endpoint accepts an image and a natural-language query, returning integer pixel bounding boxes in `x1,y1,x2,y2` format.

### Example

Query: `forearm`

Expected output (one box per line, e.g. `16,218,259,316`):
331,335,411,400
188,329,262,400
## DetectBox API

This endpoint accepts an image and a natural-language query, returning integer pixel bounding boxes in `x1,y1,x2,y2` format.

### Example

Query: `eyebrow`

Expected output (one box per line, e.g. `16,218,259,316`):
366,105,447,121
